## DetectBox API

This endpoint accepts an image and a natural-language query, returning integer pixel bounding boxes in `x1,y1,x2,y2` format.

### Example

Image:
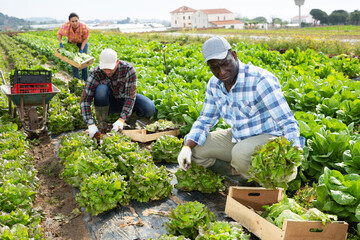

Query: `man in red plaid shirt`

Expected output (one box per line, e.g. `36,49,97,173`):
57,12,90,81
80,48,156,138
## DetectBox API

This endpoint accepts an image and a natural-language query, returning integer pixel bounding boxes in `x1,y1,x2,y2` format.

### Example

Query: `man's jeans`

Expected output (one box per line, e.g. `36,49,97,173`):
72,42,89,81
93,84,156,117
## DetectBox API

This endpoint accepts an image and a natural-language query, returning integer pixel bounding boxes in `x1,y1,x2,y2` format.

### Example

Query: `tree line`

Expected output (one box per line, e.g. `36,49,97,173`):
235,8,360,27
310,9,360,25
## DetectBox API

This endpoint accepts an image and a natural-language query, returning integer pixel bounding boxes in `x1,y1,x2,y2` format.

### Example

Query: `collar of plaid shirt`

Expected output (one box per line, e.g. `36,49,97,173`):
65,22,89,43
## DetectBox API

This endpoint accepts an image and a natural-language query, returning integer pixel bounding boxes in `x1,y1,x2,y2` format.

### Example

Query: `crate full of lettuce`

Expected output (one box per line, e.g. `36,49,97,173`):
122,120,181,143
54,43,94,70
225,187,349,240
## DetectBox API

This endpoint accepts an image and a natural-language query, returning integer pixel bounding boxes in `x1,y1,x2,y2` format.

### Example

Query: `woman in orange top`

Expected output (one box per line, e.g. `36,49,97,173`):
57,12,90,81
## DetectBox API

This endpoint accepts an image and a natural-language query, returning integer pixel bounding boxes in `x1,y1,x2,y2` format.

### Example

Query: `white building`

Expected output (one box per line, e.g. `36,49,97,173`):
171,6,243,29
201,8,234,22
290,15,314,24
170,6,197,28
193,8,243,29
192,10,210,28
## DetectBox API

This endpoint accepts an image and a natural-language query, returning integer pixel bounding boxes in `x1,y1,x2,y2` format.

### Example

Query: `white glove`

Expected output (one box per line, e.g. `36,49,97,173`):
88,124,99,138
287,166,298,182
177,146,192,171
112,119,125,132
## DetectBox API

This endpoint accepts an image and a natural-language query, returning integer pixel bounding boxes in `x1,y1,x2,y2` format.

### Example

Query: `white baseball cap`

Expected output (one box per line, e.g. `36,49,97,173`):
202,36,231,63
99,48,117,69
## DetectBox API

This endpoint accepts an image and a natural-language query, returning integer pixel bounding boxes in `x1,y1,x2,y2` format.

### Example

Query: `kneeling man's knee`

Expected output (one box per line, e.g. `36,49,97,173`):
231,143,252,178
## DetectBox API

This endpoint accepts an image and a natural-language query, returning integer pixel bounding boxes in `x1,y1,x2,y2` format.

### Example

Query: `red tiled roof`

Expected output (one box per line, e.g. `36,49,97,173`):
170,6,197,14
209,20,243,25
199,8,233,14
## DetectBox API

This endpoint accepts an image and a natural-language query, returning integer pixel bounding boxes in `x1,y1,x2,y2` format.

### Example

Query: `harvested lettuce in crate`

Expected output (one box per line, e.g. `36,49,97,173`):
145,120,180,132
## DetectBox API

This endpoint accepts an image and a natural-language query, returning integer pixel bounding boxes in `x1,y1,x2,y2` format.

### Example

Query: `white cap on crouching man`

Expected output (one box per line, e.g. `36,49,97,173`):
99,48,117,69
202,36,231,63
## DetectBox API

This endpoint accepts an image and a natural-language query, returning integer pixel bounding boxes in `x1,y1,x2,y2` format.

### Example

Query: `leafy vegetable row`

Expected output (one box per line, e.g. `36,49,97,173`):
0,122,43,239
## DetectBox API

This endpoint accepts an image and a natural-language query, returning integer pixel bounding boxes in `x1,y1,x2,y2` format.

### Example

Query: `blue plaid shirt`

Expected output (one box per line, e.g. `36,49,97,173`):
185,60,304,147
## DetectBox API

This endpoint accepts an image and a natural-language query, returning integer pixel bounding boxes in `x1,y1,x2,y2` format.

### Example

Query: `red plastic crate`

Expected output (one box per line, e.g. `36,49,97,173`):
11,83,53,94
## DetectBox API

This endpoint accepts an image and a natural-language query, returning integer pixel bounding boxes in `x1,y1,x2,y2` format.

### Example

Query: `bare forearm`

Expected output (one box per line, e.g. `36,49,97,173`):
80,39,88,51
184,140,197,149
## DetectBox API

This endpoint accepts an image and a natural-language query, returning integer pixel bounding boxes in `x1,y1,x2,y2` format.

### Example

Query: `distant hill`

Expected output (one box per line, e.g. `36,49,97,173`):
25,17,63,23
0,13,171,31
0,12,32,31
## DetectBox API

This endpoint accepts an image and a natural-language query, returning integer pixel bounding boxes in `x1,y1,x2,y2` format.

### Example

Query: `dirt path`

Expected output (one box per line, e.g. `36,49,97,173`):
44,63,73,82
30,65,91,239
30,133,91,239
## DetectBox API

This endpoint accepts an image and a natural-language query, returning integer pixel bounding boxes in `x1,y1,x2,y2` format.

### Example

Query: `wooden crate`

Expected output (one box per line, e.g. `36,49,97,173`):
225,186,349,240
54,49,94,70
121,129,180,143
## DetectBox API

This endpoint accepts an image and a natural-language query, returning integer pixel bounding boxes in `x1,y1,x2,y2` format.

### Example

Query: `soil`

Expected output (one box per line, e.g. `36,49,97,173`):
28,64,92,239
30,132,91,240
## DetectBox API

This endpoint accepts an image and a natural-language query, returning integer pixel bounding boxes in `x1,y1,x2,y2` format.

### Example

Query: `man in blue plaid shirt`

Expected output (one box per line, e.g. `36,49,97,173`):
177,36,304,185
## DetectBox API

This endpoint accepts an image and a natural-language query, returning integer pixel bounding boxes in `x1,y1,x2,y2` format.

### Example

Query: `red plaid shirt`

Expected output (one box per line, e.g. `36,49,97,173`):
57,22,90,44
80,61,137,126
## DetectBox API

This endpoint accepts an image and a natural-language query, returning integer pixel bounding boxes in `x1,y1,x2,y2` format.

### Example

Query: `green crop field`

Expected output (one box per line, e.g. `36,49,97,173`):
0,27,359,239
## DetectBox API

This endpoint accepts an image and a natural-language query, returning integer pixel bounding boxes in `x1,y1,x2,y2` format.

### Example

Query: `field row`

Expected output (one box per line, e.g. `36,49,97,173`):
0,30,359,238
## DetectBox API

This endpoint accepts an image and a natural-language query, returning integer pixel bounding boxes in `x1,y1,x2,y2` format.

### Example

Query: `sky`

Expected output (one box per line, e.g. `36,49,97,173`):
0,0,359,22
